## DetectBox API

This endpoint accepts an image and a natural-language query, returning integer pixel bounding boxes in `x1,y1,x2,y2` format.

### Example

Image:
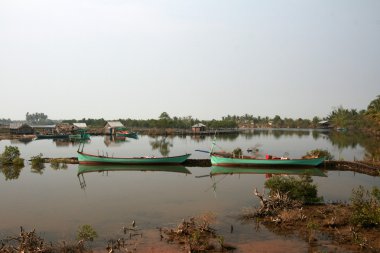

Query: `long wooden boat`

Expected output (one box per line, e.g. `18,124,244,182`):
77,164,191,176
77,151,191,165
210,153,325,167
210,166,326,177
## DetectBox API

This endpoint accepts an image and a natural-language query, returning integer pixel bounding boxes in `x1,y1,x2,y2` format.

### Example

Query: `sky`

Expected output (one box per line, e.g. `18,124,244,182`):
0,0,379,121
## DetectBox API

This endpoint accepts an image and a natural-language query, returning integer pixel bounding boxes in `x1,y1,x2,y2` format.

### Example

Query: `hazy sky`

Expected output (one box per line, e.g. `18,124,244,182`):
1,0,379,121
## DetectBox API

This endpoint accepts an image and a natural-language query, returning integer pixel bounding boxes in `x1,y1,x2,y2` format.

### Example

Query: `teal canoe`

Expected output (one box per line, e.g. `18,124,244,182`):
210,166,327,177
77,164,191,176
210,153,325,167
116,132,138,139
77,151,191,165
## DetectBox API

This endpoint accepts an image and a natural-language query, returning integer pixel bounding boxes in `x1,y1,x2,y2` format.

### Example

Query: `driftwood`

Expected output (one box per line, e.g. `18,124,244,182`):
160,214,235,252
252,188,302,218
105,222,143,253
0,226,86,253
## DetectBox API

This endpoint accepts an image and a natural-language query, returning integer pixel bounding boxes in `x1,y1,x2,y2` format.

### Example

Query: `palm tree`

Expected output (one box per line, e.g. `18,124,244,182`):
367,95,380,113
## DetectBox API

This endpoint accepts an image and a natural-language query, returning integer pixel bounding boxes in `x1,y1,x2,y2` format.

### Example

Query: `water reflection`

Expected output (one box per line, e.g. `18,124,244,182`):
190,134,206,142
31,163,45,174
0,165,24,180
210,166,327,178
216,133,239,141
4,129,380,161
149,136,172,156
243,129,312,139
50,162,68,171
77,164,191,190
10,137,34,145
199,166,327,196
328,131,380,161
103,135,129,147
52,138,90,147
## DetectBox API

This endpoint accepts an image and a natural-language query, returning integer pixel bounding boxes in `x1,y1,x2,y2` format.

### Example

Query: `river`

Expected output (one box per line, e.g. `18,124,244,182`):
0,129,379,252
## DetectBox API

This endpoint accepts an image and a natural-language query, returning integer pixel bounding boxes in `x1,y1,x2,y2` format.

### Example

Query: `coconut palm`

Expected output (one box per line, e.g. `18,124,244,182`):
367,95,380,113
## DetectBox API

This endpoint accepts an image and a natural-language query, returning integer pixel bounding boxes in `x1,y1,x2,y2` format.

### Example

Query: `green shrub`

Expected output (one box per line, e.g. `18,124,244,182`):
1,146,21,165
304,149,333,160
31,153,44,169
350,186,380,228
264,175,323,204
77,225,98,241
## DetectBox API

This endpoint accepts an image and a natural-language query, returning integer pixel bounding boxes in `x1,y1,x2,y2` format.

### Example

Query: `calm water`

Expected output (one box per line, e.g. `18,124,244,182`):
1,130,379,252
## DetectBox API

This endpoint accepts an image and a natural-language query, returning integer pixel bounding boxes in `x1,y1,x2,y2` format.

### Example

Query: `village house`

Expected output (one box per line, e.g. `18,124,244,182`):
104,121,125,135
55,123,72,134
9,122,34,135
0,123,9,134
32,125,56,135
73,123,87,131
192,123,207,133
318,120,331,129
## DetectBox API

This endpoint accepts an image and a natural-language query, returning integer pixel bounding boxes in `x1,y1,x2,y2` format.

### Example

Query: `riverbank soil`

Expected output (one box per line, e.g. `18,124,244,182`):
129,204,380,253
260,204,380,252
1,207,379,253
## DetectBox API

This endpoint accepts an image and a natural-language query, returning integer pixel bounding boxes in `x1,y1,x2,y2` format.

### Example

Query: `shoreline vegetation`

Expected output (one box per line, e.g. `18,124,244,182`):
1,95,380,137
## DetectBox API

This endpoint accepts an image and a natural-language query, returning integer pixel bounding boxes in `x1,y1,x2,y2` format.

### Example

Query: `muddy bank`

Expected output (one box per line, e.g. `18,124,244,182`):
255,203,380,252
2,204,379,253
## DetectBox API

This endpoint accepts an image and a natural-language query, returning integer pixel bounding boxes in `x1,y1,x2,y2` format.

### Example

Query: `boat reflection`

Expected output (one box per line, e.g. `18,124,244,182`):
103,135,129,147
53,138,91,147
77,164,191,189
210,166,327,178
200,166,327,197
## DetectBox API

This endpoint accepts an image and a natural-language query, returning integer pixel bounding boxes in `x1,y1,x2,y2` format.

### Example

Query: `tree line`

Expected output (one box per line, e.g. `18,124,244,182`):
1,95,379,132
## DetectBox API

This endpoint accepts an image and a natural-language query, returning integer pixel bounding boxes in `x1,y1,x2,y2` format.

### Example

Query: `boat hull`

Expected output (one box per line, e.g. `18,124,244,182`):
210,155,325,167
116,133,138,138
77,152,191,165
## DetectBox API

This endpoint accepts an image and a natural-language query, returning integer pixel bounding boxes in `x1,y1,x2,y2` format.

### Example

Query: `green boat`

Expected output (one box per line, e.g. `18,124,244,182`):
77,151,191,165
209,140,325,167
210,153,325,167
210,166,327,177
77,164,191,176
115,131,138,139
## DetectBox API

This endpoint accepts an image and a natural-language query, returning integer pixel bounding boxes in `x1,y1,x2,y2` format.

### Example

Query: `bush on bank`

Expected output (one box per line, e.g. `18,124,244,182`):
350,186,380,228
0,146,24,166
264,175,323,204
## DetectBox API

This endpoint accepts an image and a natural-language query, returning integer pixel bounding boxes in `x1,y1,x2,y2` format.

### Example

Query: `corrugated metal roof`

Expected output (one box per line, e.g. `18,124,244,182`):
106,121,124,128
9,122,31,129
192,123,206,128
31,125,56,128
73,123,87,128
